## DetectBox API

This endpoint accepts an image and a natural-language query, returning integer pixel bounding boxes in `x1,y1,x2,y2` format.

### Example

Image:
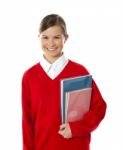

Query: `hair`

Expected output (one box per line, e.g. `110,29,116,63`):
39,14,67,36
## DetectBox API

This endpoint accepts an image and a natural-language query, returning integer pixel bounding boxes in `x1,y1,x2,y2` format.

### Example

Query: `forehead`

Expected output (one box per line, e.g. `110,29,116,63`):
41,25,63,35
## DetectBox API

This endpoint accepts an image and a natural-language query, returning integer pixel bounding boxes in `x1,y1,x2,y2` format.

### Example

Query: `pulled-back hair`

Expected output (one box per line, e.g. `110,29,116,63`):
39,14,67,36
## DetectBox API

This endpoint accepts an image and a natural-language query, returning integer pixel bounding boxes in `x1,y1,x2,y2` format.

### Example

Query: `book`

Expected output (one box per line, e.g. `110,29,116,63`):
61,75,92,123
65,88,92,122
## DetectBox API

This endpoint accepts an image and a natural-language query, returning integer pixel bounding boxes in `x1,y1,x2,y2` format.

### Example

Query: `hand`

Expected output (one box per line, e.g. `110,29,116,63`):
58,123,72,139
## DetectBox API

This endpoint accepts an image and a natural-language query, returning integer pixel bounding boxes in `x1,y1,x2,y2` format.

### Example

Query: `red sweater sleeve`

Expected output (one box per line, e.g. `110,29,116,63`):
69,79,107,137
22,72,34,150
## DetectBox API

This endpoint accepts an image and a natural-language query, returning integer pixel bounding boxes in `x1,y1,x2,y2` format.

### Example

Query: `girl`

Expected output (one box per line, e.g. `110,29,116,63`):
22,14,107,150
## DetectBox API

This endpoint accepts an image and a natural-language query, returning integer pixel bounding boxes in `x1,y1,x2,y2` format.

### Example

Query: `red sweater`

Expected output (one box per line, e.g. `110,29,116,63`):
22,60,106,150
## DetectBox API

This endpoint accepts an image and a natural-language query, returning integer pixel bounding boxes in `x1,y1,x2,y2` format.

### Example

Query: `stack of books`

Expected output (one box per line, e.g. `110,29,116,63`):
60,75,92,123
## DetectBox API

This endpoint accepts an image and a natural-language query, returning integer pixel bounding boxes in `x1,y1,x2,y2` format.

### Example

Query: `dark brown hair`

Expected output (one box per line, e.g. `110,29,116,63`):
39,14,67,36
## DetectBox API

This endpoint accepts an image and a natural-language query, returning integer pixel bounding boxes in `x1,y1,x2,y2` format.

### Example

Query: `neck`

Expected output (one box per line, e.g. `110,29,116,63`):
44,53,63,64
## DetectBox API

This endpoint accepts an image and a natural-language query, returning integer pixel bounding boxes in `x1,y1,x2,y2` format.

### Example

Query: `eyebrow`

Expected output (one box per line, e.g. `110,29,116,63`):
41,35,47,37
41,34,62,37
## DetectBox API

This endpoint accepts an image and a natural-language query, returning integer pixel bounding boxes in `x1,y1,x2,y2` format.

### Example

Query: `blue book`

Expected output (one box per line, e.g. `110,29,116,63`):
61,75,92,123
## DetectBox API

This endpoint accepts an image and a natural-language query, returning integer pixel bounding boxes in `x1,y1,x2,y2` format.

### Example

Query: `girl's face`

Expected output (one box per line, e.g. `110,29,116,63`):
39,25,68,63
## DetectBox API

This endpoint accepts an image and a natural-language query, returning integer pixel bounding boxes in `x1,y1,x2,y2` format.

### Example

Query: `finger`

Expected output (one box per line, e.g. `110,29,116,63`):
60,124,66,130
58,130,70,139
58,126,66,135
58,129,64,135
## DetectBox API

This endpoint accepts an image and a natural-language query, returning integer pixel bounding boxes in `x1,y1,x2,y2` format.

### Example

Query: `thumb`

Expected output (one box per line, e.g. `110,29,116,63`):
60,124,66,130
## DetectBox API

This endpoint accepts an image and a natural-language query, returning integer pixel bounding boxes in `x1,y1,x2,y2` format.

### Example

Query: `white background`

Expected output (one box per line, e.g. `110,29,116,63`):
0,0,123,149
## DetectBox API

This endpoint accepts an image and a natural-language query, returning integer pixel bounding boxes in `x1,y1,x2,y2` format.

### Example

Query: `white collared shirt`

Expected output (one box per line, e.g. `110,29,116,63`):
40,54,69,79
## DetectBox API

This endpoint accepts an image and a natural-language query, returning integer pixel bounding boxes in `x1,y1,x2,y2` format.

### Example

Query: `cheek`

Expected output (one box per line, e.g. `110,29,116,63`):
57,40,64,47
40,41,46,48
40,43,46,51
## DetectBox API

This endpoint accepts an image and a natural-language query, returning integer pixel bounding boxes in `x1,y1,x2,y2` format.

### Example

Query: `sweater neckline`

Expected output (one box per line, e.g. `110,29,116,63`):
36,60,71,81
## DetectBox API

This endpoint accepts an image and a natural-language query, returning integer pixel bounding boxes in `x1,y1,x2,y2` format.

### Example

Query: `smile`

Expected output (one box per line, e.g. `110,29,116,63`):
47,47,57,51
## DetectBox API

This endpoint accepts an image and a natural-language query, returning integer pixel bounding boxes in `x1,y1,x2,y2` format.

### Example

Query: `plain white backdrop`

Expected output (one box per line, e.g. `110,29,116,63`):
0,0,123,149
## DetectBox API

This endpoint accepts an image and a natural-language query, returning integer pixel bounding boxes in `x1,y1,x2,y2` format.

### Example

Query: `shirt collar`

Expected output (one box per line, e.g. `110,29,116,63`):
40,53,68,73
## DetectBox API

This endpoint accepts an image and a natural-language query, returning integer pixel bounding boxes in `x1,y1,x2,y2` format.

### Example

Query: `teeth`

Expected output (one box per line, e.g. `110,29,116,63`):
48,48,56,51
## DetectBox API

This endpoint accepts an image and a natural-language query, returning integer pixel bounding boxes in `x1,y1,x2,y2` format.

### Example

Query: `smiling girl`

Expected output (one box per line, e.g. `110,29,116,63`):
22,14,106,150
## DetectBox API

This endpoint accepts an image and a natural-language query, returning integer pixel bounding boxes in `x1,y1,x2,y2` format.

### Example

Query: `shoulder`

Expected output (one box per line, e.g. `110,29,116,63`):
22,62,40,80
69,59,90,75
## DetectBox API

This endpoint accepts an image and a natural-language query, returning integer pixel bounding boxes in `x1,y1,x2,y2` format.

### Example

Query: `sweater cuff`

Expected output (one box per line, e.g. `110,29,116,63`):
69,120,90,137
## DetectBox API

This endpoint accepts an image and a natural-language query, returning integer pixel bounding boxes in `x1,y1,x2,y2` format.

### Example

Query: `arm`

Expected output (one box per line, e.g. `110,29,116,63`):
22,72,34,150
69,79,107,137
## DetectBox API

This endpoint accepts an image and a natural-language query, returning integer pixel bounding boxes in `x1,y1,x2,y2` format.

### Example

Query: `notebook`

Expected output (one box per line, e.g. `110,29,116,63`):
61,75,92,123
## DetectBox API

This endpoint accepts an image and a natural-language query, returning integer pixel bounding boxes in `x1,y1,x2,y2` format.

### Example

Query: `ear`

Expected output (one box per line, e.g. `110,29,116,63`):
64,34,69,43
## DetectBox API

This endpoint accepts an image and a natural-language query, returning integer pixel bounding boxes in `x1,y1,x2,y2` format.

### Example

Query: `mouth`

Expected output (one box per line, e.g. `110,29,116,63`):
47,47,58,51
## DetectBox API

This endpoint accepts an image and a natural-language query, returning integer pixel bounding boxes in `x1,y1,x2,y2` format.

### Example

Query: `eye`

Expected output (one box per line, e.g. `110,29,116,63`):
42,36,48,40
54,36,61,39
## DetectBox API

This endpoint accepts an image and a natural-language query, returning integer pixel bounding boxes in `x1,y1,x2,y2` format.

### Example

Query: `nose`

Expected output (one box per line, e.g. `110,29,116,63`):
48,38,55,47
